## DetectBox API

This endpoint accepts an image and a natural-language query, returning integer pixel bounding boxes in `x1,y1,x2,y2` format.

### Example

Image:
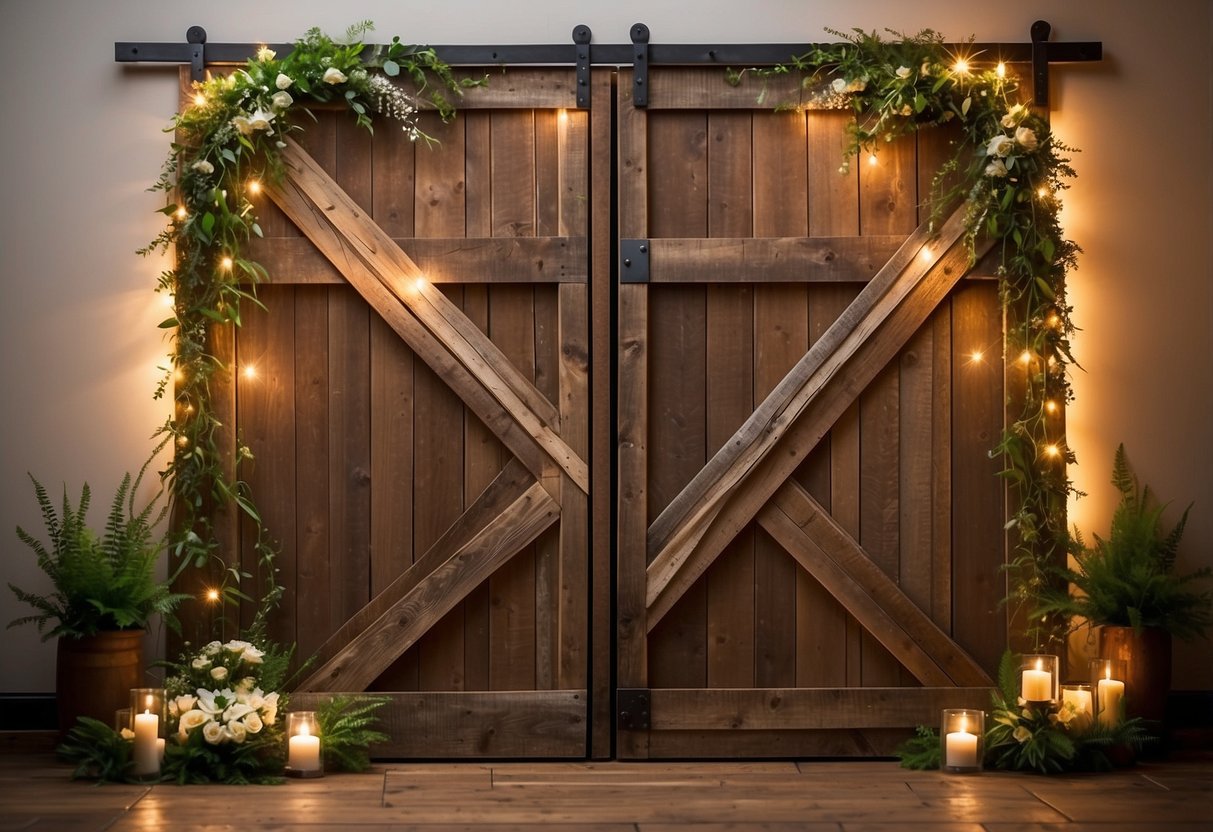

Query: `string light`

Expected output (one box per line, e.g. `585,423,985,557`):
243,364,257,380
175,206,187,221
1043,443,1061,459
952,57,970,74
413,276,427,292
1045,400,1059,414
557,108,569,125
220,256,233,271
919,246,933,263
867,152,879,166
193,92,207,107
247,180,262,196
1046,313,1061,329
969,349,985,363
995,62,1007,78
177,435,190,448
1037,186,1050,199
204,588,221,604
1018,350,1033,365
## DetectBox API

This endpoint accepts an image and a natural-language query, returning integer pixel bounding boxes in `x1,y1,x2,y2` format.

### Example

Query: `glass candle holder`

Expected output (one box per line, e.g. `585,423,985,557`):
1060,683,1094,730
1091,658,1128,726
940,709,984,773
114,707,132,733
286,711,324,778
129,688,165,778
1018,654,1059,704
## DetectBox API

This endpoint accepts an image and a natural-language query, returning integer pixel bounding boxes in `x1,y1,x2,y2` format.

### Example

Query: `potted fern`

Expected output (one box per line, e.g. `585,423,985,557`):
7,452,188,733
1034,444,1213,721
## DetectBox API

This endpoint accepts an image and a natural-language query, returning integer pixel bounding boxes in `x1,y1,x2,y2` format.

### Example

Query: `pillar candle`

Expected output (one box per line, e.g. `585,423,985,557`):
289,723,321,771
1022,660,1052,701
945,728,979,769
1097,672,1126,726
132,710,160,776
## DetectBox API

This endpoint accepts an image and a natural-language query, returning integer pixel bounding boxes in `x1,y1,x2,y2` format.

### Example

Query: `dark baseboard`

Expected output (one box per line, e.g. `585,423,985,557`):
0,693,57,731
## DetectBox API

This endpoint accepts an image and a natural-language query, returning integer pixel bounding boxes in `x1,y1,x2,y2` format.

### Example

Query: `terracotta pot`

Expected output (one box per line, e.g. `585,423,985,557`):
55,629,146,735
1098,625,1171,722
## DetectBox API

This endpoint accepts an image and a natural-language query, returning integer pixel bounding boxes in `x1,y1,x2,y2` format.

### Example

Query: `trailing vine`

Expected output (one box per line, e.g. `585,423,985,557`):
730,28,1082,649
139,22,479,633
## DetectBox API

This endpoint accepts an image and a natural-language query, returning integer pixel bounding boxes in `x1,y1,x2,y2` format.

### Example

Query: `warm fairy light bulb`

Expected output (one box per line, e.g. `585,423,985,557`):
1045,400,1058,414
970,349,984,363
177,435,190,448
1046,313,1061,329
1018,350,1033,365
557,108,569,125
162,293,175,308
953,58,970,74
1044,444,1060,458
243,364,256,380
867,152,878,166
173,367,185,383
414,276,427,292
1037,186,1049,199
205,588,220,603
247,180,262,195
220,256,233,270
919,246,933,263
995,62,1007,78
193,93,207,107
175,206,187,221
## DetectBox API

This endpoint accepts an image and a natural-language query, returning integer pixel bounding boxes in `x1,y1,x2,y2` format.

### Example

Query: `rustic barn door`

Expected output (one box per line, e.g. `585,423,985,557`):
191,67,614,758
615,67,1005,758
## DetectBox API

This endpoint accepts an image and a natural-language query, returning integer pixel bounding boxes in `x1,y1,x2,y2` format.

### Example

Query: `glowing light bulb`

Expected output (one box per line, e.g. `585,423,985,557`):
176,435,190,448
193,93,207,107
175,206,187,221
995,62,1007,78
953,58,970,74
205,588,221,603
1046,313,1061,329
919,246,933,263
1018,350,1033,365
247,180,261,196
162,293,175,309
1045,400,1058,414
243,364,256,380
1044,444,1060,458
867,152,878,167
413,276,427,292
969,349,984,363
557,108,569,125
1037,186,1049,199
220,256,233,270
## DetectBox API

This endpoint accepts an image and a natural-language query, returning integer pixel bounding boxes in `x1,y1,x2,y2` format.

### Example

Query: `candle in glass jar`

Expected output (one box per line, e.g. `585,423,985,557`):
945,717,979,769
1097,663,1126,726
1022,658,1052,701
132,707,160,776
289,722,321,772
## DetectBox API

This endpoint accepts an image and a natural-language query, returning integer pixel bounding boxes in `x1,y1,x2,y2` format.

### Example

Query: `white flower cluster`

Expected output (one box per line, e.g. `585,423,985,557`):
168,639,279,746
983,104,1038,178
368,74,423,139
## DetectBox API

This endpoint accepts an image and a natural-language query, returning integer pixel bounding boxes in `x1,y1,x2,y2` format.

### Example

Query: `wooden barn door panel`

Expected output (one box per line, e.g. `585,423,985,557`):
203,68,611,758
616,67,1002,758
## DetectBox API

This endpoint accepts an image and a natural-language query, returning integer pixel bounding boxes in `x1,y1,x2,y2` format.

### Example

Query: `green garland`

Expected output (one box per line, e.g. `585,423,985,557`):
139,23,478,634
731,28,1082,649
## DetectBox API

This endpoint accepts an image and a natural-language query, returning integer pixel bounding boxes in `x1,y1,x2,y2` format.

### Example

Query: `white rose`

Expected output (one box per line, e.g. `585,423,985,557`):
226,721,248,744
210,666,229,682
225,640,251,652
1014,126,1039,151
204,641,222,655
831,77,847,94
1000,103,1025,128
986,134,1014,158
231,114,253,135
243,712,264,734
177,709,208,739
191,656,211,670
191,159,214,175
120,728,135,740
256,46,276,62
276,72,293,90
240,645,265,665
271,90,293,110
323,67,348,85
895,65,911,79
224,702,254,723
174,694,197,713
984,159,1008,178
202,720,226,744
235,676,256,695
261,691,280,725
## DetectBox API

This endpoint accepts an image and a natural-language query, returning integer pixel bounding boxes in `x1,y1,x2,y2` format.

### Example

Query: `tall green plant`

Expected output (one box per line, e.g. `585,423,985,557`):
8,449,189,640
1035,444,1213,639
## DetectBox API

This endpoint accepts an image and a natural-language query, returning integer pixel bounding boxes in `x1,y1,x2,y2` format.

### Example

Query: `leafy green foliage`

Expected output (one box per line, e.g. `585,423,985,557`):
1033,445,1212,639
8,445,189,640
895,725,941,770
56,717,136,782
316,695,390,772
142,24,475,638
161,720,286,785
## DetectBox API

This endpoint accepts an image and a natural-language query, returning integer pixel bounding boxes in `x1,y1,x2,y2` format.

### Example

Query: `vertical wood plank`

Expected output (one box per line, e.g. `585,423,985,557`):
330,116,373,631
294,286,331,661
952,282,1006,674
898,322,934,685
751,110,807,690
859,132,918,236
463,109,496,692
557,284,589,692
646,110,709,690
931,304,953,631
705,110,755,689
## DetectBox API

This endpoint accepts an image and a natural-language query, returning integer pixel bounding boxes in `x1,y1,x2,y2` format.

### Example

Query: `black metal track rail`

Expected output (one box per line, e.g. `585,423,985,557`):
116,21,1101,107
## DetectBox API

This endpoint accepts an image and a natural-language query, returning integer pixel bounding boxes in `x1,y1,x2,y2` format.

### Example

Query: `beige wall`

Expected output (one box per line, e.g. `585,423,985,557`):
1,0,1210,691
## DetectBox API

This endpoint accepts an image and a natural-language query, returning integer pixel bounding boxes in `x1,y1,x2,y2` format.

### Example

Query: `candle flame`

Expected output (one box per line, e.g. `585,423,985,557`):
145,694,154,710
959,716,967,733
1034,658,1042,672
1105,663,1111,681
299,722,311,738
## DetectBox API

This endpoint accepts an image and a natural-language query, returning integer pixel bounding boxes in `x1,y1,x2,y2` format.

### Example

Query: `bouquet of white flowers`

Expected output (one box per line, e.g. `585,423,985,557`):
161,637,293,784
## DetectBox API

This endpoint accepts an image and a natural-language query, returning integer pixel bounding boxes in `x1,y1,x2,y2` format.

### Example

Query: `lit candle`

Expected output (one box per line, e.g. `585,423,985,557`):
945,717,979,769
1022,657,1053,702
132,703,160,777
1097,663,1126,726
289,722,321,772
1062,687,1093,717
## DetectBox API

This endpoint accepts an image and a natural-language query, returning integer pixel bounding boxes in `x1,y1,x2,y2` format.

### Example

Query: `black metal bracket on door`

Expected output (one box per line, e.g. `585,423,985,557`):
617,688,651,731
619,240,650,283
116,21,1101,109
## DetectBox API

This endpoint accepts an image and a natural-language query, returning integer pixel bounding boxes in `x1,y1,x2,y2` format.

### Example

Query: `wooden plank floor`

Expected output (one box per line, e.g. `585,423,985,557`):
1,753,1210,831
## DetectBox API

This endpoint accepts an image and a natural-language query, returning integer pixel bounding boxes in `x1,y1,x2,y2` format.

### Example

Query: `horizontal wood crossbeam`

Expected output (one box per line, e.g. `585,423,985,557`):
645,205,993,632
249,236,587,284
641,236,906,283
758,480,992,687
645,687,994,731
267,138,589,493
296,472,560,692
289,690,587,757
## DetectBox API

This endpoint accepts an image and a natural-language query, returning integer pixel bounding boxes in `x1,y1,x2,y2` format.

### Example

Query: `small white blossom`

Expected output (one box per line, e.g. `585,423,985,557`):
1015,126,1039,151
191,159,215,175
271,90,293,110
202,720,225,744
256,46,276,62
1012,725,1032,743
1000,103,1026,128
177,709,208,739
226,721,248,744
174,694,197,714
276,72,293,90
191,656,212,671
986,134,1014,158
895,65,912,79
984,159,1008,178
210,666,229,682
243,712,264,734
241,645,265,665
323,67,348,85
